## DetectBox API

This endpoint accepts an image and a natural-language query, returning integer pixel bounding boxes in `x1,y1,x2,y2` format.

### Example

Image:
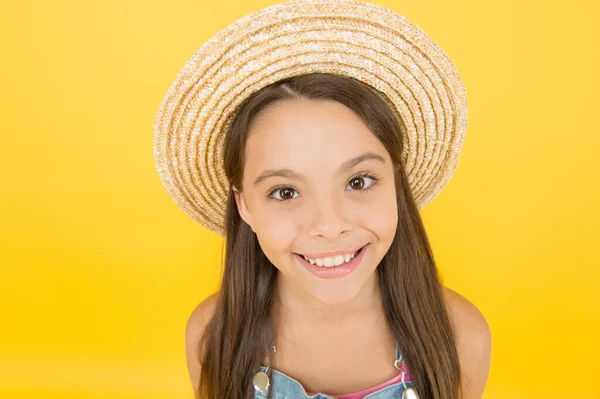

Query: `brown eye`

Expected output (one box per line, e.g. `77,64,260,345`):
267,186,299,202
279,188,295,200
346,174,378,192
349,177,365,190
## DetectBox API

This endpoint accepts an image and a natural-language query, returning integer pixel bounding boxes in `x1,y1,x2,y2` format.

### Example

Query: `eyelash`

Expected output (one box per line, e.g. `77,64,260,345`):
266,172,380,203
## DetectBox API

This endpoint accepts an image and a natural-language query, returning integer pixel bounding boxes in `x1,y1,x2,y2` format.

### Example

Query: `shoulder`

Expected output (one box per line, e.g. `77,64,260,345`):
442,286,492,399
186,291,219,336
185,291,220,396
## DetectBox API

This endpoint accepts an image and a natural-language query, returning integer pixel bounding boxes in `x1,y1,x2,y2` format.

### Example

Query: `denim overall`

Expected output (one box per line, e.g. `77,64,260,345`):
253,343,415,398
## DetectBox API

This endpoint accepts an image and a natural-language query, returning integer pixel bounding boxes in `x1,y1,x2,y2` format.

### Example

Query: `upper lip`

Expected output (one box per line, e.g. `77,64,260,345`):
296,244,367,259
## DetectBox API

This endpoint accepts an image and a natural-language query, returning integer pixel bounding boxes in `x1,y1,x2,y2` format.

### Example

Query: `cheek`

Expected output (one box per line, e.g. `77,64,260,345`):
359,187,398,238
254,220,298,275
254,215,299,254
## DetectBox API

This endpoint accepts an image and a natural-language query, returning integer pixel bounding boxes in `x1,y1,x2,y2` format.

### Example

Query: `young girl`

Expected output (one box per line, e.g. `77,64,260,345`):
154,1,491,399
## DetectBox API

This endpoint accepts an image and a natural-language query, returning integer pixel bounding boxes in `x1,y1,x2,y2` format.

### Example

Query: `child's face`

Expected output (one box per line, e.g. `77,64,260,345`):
234,98,398,304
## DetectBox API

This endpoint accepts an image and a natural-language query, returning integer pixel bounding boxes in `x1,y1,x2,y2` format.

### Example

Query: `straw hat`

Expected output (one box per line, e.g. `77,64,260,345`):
154,0,468,236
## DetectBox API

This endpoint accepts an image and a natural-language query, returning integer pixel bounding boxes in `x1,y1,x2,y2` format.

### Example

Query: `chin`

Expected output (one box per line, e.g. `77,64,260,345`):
307,281,364,304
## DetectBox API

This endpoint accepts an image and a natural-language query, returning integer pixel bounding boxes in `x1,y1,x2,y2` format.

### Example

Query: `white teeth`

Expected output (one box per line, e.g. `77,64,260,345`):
302,249,360,268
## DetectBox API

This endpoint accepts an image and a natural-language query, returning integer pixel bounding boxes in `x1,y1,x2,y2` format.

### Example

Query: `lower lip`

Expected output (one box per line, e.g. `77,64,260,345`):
294,244,369,280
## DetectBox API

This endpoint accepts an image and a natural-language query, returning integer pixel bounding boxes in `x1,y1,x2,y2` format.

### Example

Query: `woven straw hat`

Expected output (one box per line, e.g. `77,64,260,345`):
154,0,468,237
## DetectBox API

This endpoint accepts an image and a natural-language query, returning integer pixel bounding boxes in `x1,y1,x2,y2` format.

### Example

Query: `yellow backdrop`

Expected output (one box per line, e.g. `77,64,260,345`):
1,0,598,398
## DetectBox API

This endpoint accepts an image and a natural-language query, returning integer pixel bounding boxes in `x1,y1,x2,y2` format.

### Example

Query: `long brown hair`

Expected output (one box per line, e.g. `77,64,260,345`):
197,72,461,399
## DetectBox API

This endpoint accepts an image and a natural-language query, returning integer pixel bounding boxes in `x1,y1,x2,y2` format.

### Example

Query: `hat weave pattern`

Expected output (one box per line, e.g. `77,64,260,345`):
154,0,468,236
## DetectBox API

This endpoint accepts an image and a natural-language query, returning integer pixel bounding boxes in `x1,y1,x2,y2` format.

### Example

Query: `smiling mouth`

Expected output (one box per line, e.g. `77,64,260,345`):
294,243,370,273
294,243,367,259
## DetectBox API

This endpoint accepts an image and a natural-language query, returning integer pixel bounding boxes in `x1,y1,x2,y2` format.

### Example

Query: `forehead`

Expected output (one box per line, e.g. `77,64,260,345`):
243,99,387,180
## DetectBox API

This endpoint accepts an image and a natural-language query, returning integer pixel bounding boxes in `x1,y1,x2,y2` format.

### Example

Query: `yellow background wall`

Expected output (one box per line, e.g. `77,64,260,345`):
1,0,598,398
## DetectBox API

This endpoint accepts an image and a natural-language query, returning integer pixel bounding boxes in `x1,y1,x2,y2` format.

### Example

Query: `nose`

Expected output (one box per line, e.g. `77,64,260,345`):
306,195,352,240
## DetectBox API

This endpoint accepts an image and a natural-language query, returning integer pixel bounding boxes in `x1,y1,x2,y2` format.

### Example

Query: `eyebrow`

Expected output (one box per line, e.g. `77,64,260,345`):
252,152,386,187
